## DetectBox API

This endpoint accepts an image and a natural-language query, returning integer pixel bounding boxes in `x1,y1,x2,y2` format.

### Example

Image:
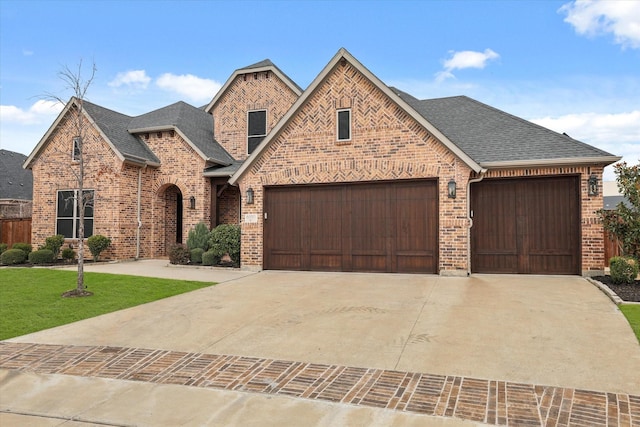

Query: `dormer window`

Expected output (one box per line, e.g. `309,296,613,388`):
337,109,351,141
248,110,267,154
72,136,81,161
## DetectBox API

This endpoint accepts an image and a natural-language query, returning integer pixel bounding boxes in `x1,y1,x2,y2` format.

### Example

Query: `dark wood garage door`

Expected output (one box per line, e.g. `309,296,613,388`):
471,176,580,274
264,180,438,273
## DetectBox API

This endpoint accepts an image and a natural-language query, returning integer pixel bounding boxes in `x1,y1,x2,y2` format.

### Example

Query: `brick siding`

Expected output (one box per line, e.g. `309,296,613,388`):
211,71,299,161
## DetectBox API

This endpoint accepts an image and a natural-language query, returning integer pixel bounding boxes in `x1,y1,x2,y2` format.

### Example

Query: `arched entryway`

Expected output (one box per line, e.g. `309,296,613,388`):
156,184,184,256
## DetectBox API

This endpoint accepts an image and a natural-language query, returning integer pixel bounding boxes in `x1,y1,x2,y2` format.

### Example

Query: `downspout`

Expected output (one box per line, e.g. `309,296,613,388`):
136,167,142,260
467,169,487,276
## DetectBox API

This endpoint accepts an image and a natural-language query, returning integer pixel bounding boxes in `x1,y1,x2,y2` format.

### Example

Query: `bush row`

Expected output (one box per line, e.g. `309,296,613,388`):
0,234,111,265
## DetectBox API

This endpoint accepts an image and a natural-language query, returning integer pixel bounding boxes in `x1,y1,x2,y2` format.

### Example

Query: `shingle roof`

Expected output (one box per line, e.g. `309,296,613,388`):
393,89,617,165
203,160,244,177
82,101,160,165
604,195,631,210
129,101,233,165
0,149,33,200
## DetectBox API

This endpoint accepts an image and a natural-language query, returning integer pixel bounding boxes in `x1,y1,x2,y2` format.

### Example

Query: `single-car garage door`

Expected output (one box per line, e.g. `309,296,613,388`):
471,176,580,275
264,180,438,273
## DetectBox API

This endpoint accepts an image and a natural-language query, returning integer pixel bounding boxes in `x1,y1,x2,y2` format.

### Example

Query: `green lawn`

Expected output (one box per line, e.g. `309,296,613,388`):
620,304,640,343
0,268,215,340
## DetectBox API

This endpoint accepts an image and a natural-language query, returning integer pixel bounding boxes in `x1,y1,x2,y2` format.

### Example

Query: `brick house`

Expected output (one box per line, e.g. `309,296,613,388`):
25,48,619,275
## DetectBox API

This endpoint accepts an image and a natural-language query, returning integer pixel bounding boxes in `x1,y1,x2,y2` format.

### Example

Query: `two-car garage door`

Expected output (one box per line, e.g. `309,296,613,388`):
263,180,438,273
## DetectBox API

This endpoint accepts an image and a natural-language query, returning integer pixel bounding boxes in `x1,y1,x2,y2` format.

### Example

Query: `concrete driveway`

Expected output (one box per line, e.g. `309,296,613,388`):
2,260,639,426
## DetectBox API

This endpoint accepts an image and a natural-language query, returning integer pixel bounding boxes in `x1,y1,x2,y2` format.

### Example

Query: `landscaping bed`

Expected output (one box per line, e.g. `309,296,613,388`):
593,276,640,303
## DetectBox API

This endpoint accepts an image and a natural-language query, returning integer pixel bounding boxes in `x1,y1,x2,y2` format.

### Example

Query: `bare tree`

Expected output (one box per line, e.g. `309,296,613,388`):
45,60,97,297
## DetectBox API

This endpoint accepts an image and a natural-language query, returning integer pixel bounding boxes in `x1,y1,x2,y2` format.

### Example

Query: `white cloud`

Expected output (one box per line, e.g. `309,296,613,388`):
108,70,151,89
155,73,222,103
530,111,640,180
436,49,500,82
560,0,640,49
22,49,33,56
0,100,64,125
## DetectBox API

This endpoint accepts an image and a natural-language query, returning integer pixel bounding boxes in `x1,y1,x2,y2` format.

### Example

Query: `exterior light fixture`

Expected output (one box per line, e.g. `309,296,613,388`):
189,196,196,209
588,174,598,196
447,179,457,199
246,187,254,205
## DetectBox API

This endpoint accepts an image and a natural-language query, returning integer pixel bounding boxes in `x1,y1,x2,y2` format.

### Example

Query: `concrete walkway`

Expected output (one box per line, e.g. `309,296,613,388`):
1,260,639,426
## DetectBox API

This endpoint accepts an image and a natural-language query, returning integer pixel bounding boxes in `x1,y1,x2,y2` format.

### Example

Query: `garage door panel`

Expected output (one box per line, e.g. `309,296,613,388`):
264,180,438,273
264,188,305,269
474,254,519,274
529,254,576,275
350,185,389,254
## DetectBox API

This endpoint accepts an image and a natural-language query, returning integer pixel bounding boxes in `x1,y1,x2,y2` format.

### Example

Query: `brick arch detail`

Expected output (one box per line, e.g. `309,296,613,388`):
153,178,187,196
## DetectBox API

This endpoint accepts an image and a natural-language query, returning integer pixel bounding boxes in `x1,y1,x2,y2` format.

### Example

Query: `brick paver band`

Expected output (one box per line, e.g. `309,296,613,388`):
1,342,638,426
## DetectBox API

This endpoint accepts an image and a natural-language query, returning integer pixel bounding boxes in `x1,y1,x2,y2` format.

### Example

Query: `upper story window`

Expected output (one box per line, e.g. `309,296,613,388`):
72,136,81,161
337,109,351,141
247,110,267,154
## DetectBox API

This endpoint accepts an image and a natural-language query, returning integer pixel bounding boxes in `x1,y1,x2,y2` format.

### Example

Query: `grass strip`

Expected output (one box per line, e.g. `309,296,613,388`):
0,268,215,340
620,304,640,343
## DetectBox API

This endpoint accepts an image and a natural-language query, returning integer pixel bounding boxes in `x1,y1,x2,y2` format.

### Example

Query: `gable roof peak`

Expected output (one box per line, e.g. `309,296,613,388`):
240,59,275,71
205,57,302,113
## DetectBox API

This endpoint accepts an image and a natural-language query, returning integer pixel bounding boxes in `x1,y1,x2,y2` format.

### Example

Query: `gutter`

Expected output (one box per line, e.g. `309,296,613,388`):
479,156,622,169
467,169,487,276
136,168,142,260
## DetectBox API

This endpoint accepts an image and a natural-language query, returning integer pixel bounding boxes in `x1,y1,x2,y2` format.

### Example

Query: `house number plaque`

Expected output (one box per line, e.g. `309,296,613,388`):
244,214,259,224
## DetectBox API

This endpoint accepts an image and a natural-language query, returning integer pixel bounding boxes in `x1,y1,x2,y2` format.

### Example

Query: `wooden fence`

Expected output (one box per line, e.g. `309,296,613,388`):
603,230,621,266
0,218,32,247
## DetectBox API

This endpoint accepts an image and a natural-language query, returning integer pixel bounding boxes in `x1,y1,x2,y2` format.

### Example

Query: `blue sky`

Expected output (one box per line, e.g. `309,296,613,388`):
1,0,638,181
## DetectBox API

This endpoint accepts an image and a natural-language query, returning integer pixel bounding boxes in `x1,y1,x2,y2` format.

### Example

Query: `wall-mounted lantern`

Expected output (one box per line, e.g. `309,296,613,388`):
246,188,254,205
447,179,457,199
189,196,196,209
588,174,598,196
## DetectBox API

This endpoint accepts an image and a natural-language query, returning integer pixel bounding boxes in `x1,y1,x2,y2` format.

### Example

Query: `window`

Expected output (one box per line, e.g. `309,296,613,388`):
72,136,81,161
56,190,94,239
247,110,267,154
337,109,351,141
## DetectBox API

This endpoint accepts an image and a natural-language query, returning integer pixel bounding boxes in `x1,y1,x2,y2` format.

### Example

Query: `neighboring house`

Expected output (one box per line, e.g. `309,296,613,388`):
0,149,33,219
25,48,619,275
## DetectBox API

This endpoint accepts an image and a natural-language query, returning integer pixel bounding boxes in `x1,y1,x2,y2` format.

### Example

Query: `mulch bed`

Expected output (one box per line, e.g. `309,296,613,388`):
592,276,640,303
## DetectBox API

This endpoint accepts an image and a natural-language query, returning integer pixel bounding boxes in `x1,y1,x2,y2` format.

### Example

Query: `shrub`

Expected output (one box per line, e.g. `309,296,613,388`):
11,243,32,255
610,256,639,285
1,248,27,265
209,224,241,266
169,244,190,265
44,234,65,259
187,222,210,251
190,247,205,264
87,235,111,262
202,250,220,266
0,243,7,254
61,247,77,262
28,249,54,265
